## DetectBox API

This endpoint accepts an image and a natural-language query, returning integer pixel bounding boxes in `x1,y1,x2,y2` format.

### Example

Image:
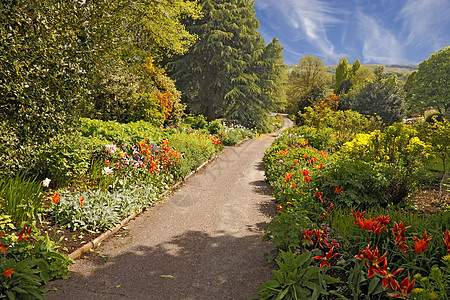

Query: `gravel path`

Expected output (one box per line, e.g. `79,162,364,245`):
46,119,292,300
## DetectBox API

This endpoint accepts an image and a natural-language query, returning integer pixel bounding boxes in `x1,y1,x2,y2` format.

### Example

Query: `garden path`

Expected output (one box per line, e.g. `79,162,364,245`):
46,117,293,300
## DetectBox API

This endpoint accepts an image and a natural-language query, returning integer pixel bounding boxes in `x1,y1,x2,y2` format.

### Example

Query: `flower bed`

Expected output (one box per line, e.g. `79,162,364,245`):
255,108,450,299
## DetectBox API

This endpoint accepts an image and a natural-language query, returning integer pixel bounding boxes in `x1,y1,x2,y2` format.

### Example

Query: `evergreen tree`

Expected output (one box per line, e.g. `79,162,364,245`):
167,0,284,130
334,58,350,93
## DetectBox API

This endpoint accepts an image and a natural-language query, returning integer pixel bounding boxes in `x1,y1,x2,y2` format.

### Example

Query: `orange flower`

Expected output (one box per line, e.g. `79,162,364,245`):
320,151,327,159
0,233,6,254
387,277,415,299
3,268,14,278
50,192,59,204
293,159,299,164
313,247,339,269
412,231,433,254
286,202,291,206
277,205,283,211
79,198,85,208
291,183,297,187
391,221,411,235
301,141,309,147
301,169,311,177
334,187,343,194
443,230,450,254
315,163,323,169
105,159,110,166
283,172,293,183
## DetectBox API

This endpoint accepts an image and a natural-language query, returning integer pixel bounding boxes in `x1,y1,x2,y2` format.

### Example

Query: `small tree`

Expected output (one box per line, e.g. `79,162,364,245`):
411,46,450,116
350,67,406,125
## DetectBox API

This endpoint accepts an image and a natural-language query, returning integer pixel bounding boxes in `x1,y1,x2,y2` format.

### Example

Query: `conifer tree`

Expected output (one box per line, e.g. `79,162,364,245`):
167,0,285,130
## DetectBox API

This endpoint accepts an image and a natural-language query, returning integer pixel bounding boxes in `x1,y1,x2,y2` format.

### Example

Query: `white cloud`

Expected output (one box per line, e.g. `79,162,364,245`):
357,12,406,64
400,0,450,50
256,0,346,61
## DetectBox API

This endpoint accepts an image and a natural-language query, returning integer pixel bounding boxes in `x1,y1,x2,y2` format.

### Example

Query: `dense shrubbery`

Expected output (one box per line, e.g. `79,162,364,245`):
257,108,450,299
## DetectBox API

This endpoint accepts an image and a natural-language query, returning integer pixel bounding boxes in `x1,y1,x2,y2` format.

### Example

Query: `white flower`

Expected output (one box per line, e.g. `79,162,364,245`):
103,166,114,175
105,144,117,155
42,178,51,187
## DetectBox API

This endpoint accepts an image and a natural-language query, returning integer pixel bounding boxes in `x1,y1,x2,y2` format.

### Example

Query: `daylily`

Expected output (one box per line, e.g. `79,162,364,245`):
387,277,415,299
80,198,85,208
442,230,450,254
369,222,387,235
303,229,314,244
16,225,36,243
374,259,403,290
313,247,339,269
391,221,411,235
412,231,433,254
304,176,312,183
0,233,6,254
291,183,297,187
334,187,343,194
3,268,14,278
283,172,293,183
301,141,309,147
50,192,59,204
277,205,283,211
351,210,366,224
320,151,327,159
315,163,323,169
376,214,391,225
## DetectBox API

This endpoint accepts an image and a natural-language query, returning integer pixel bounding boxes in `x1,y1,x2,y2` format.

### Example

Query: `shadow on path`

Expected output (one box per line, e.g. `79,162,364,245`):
48,230,276,300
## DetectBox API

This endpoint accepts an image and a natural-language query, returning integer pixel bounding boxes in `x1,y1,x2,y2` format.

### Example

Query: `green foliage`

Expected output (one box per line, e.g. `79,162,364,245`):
34,132,92,187
254,251,343,300
167,0,285,131
182,115,208,130
78,118,163,146
0,0,91,147
52,184,158,232
0,174,43,227
286,55,331,114
334,58,350,94
411,257,450,299
262,210,315,253
411,46,450,117
343,67,407,125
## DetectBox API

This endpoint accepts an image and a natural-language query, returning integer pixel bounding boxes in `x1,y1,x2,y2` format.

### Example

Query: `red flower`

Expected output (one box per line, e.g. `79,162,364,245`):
315,163,323,169
304,176,312,183
3,268,14,278
391,221,411,235
79,198,85,208
443,230,450,254
277,205,283,211
303,229,314,244
358,217,375,230
351,210,366,224
376,214,391,225
286,202,291,206
282,172,293,183
320,151,327,159
374,259,402,290
16,225,36,243
369,222,387,235
301,169,311,177
50,192,60,204
412,231,433,254
0,233,6,254
302,141,309,147
315,191,324,199
293,159,299,164
387,277,415,299
313,247,339,269
291,183,297,187
334,187,343,194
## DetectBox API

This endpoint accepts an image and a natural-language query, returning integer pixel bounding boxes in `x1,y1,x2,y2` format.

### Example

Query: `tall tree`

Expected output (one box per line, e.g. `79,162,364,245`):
167,0,283,130
285,55,330,114
334,58,350,93
411,46,450,117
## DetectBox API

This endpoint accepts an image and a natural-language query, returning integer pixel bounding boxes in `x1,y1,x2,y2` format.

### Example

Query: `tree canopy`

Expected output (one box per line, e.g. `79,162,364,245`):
167,0,286,130
411,46,450,116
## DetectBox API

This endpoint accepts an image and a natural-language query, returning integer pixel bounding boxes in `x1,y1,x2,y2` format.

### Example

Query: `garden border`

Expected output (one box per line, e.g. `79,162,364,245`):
67,152,222,260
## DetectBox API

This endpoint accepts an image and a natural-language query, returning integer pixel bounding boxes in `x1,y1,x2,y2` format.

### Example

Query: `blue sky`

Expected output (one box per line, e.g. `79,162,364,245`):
254,0,450,65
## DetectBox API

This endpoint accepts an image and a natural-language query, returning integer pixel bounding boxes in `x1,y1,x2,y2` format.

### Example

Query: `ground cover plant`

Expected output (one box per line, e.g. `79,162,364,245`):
257,106,450,299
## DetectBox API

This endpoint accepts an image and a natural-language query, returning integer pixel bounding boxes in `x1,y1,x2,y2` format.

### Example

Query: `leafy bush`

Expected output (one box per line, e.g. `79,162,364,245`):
254,251,342,300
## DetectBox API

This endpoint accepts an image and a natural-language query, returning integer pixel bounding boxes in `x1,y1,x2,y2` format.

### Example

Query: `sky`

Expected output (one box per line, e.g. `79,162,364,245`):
254,0,450,66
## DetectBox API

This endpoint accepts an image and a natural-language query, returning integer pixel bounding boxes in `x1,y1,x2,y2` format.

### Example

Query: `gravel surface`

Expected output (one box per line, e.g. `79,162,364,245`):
46,119,292,300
